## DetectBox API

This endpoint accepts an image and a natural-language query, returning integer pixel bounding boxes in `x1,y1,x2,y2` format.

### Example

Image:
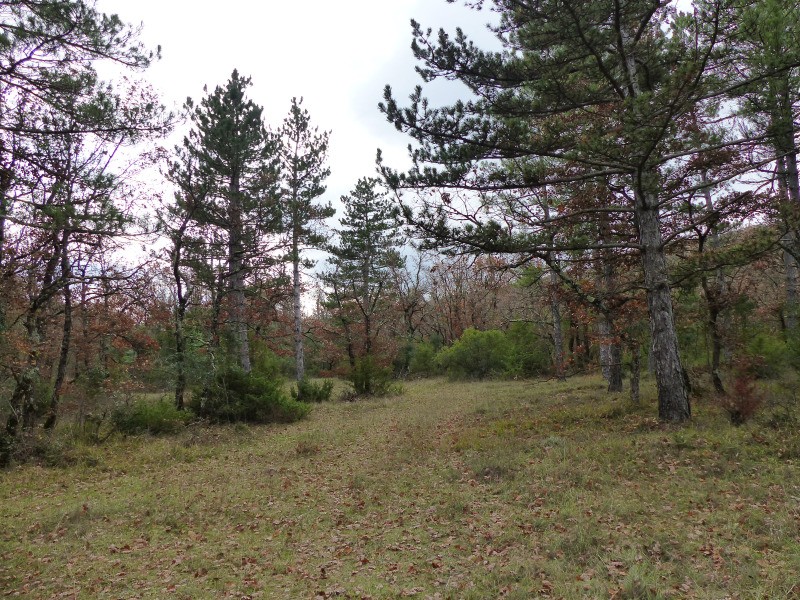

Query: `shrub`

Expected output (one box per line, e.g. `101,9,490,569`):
7,429,81,468
349,356,393,396
190,368,309,424
437,328,512,380
112,398,193,435
745,333,790,378
393,341,414,376
291,378,334,403
505,322,552,377
408,341,440,377
716,359,764,426
250,341,294,379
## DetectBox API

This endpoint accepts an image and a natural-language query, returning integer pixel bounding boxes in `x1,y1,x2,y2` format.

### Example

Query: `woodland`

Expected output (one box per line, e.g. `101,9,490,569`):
2,0,800,448
1,0,800,596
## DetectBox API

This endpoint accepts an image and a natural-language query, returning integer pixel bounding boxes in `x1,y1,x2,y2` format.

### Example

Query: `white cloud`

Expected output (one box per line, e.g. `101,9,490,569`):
96,0,497,204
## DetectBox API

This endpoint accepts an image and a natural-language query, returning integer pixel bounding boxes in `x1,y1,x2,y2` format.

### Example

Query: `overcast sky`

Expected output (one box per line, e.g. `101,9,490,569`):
95,0,500,205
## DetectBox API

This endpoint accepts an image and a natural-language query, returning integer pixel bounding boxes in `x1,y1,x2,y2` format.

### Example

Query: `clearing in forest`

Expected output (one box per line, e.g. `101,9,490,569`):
1,376,799,598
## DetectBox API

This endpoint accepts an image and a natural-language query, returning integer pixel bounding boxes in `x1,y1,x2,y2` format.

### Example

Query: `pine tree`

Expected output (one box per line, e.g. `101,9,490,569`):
731,0,800,332
379,0,770,421
278,97,333,386
323,178,402,392
172,70,280,374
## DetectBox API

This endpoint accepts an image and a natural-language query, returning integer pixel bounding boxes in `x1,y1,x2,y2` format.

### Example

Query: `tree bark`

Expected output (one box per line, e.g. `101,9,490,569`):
635,174,690,422
550,283,565,380
774,67,800,332
601,259,623,392
599,316,612,381
228,171,250,373
6,237,62,444
700,171,726,394
777,153,800,333
292,240,305,383
630,339,641,405
44,231,72,429
0,176,8,332
0,150,13,334
608,337,623,393
783,245,799,333
543,203,565,380
171,219,190,410
174,311,187,410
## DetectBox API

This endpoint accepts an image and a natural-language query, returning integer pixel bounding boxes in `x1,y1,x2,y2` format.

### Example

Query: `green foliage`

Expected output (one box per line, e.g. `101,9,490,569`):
112,399,193,435
745,333,796,378
190,368,309,424
505,322,552,377
291,378,334,403
322,178,403,370
349,356,393,397
433,327,551,380
250,341,294,379
437,328,513,380
408,341,440,377
279,96,334,252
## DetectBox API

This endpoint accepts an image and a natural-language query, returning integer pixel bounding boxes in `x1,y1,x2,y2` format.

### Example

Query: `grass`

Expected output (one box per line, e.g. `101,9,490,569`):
1,375,800,598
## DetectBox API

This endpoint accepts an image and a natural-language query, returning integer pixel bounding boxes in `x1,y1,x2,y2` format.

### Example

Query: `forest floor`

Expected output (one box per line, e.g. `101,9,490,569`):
2,375,800,599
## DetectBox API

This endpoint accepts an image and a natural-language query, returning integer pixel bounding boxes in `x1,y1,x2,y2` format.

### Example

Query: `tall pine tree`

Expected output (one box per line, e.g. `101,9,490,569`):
172,70,279,374
731,0,800,332
379,0,774,421
323,178,402,392
278,97,333,385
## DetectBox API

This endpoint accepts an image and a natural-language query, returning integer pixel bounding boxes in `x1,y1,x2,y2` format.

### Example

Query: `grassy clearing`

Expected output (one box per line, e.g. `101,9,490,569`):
2,375,799,599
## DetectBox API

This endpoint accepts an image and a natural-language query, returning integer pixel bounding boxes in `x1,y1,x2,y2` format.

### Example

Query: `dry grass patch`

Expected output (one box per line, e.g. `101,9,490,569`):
2,375,800,598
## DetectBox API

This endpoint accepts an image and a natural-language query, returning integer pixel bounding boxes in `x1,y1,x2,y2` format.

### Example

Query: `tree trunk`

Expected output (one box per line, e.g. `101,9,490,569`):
599,228,624,392
635,174,690,422
700,171,726,394
5,312,44,458
174,313,187,410
596,210,623,390
44,233,72,429
6,238,61,445
228,172,250,373
599,316,612,381
100,276,111,375
608,337,623,393
79,262,91,377
775,73,800,331
783,245,799,333
209,268,225,369
172,224,189,410
549,270,565,380
293,237,305,383
0,185,7,332
0,161,12,333
630,340,641,405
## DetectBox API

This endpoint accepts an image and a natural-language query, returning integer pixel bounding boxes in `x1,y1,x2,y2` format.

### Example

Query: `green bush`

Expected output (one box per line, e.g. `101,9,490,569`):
746,333,791,378
190,368,309,424
408,341,440,377
251,340,295,379
349,356,393,396
112,399,193,435
505,322,552,377
437,328,513,380
291,378,334,403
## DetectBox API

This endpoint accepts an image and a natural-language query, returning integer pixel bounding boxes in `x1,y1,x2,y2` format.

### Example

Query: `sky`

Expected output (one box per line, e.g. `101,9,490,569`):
94,0,500,207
